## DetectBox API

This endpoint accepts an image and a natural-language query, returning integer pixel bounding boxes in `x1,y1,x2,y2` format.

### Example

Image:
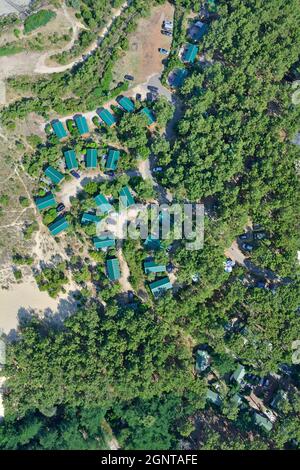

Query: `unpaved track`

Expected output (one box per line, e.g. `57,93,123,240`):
35,1,129,74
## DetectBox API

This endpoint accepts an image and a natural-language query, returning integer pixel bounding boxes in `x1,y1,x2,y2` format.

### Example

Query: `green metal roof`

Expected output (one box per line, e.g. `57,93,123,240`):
182,43,199,63
144,261,166,274
98,108,116,127
106,149,120,170
48,216,69,236
94,194,113,214
149,277,172,298
118,96,135,112
119,186,135,207
35,192,56,211
106,258,121,281
254,413,273,432
64,150,78,170
172,68,188,87
232,364,246,383
44,166,64,185
81,212,100,224
74,115,89,135
52,120,67,139
140,107,156,125
144,235,162,251
93,237,115,249
207,389,222,406
86,148,98,168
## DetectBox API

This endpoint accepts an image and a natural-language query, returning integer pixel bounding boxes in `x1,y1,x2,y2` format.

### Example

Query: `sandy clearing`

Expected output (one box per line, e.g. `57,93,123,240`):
0,277,77,335
112,2,174,86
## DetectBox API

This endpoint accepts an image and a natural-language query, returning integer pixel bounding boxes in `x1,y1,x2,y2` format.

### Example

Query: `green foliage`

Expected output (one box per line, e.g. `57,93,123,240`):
35,262,68,297
24,10,57,34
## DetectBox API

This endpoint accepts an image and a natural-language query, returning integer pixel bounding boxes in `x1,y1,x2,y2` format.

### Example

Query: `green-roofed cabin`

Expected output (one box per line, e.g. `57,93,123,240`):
182,43,199,63
144,261,166,274
74,115,89,135
97,108,116,127
44,166,64,185
35,192,56,211
232,364,246,384
81,212,100,224
64,150,78,170
254,413,273,432
106,258,120,281
119,186,135,208
48,216,69,236
118,96,135,113
149,277,172,298
94,194,113,214
207,389,222,406
106,149,120,171
172,68,188,88
93,237,115,249
51,120,67,140
140,107,156,125
86,148,98,169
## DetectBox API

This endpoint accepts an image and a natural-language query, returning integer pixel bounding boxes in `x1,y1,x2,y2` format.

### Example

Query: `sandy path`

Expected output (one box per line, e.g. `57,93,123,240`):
35,1,129,74
116,246,133,293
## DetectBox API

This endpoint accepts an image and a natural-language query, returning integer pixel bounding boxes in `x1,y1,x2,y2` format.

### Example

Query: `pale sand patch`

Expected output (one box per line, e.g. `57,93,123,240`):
0,278,77,335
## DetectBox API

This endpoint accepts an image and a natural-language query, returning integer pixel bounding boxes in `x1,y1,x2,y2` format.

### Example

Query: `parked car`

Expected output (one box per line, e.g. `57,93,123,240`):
163,20,173,29
128,290,134,302
241,243,253,251
136,93,142,101
70,170,80,179
124,74,134,81
152,166,163,173
239,233,249,240
56,203,65,213
148,85,159,92
161,29,172,36
166,263,174,273
159,48,169,55
253,232,266,240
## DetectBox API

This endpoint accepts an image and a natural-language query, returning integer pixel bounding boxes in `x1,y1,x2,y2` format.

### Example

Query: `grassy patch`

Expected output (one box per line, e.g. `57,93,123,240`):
0,44,24,57
24,10,57,34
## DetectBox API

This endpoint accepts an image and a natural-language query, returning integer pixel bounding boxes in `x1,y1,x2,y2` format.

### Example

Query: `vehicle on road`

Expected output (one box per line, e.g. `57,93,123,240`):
241,243,253,251
56,203,65,213
152,166,163,173
124,74,134,81
70,170,80,179
148,85,159,92
159,48,169,55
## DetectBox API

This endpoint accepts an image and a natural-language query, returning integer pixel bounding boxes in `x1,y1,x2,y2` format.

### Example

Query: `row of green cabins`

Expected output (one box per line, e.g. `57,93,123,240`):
51,97,156,141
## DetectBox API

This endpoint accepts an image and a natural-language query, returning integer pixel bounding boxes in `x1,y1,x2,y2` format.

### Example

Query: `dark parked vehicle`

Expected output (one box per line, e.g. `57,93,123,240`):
241,243,253,251
128,290,134,302
56,203,65,213
239,233,248,240
124,74,134,81
148,85,159,92
161,29,172,36
70,170,80,179
136,93,142,101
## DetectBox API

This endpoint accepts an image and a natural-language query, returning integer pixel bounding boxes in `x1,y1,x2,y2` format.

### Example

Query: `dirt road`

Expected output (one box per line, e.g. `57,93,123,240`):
35,1,130,74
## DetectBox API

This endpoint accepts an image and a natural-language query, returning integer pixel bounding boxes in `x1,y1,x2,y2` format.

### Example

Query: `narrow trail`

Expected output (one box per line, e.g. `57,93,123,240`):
34,1,129,74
